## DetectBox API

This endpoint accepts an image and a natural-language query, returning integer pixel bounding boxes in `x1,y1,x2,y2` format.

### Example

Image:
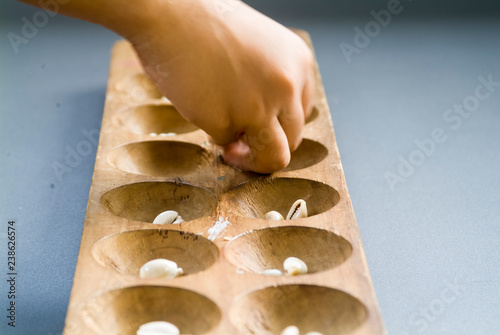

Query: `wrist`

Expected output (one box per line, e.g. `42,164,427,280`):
109,0,211,42
99,0,159,41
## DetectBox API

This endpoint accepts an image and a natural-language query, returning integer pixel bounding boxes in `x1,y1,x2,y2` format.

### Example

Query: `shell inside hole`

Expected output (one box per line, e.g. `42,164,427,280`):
281,328,325,335
153,210,184,224
263,199,308,221
139,259,184,279
137,321,180,335
283,257,308,276
286,199,308,220
281,325,300,335
263,211,284,220
222,178,340,220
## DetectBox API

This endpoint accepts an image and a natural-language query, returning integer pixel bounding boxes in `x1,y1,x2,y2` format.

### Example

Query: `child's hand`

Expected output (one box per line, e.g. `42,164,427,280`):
127,0,315,173
20,0,314,173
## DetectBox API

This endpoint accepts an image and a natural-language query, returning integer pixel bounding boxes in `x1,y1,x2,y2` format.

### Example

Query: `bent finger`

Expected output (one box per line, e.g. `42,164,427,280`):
302,65,315,122
223,118,290,174
277,98,305,152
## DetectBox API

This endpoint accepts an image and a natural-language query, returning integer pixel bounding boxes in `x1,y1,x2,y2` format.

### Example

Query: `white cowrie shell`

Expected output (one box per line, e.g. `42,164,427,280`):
261,269,283,276
173,215,185,224
286,199,308,220
139,259,184,279
153,210,179,224
137,321,180,335
283,257,308,276
263,211,284,220
281,325,300,335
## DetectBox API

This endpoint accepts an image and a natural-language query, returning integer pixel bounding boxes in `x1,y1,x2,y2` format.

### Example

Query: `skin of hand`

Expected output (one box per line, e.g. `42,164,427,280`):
20,0,315,173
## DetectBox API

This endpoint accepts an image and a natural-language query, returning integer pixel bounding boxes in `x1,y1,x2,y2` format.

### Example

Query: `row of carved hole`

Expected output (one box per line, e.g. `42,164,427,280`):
83,284,368,335
101,178,340,223
92,226,352,278
109,74,324,176
107,138,327,177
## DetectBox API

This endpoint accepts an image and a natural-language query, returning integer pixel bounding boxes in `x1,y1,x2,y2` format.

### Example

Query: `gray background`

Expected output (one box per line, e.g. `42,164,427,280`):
1,0,499,334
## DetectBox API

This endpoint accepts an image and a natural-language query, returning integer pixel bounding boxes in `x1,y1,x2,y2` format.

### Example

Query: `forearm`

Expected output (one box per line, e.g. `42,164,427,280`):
18,0,163,40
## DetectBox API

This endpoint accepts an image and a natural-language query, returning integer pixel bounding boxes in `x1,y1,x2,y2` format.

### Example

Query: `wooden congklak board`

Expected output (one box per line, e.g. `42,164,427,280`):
63,30,386,335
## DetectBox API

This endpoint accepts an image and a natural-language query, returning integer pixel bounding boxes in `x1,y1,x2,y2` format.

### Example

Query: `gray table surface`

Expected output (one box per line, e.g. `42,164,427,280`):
1,1,499,334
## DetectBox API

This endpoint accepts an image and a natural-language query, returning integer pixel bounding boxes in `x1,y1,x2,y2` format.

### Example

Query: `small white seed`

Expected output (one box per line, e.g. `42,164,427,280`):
173,215,185,224
139,259,184,279
305,332,324,335
281,325,300,335
286,199,308,220
153,210,179,224
283,257,308,276
149,133,158,136
263,211,284,220
137,321,180,335
262,269,283,276
159,132,176,136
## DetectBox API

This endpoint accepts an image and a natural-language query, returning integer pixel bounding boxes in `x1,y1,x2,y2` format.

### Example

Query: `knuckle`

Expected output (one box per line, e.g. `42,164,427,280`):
277,74,296,96
253,148,290,173
304,46,314,65
272,154,290,171
267,149,290,172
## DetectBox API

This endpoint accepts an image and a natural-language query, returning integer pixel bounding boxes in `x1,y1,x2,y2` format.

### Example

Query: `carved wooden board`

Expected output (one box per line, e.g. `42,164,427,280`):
63,30,386,335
